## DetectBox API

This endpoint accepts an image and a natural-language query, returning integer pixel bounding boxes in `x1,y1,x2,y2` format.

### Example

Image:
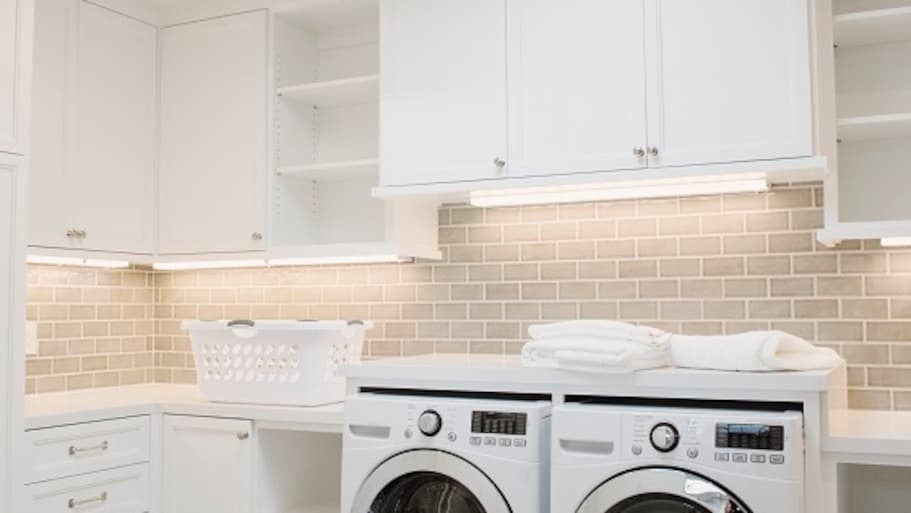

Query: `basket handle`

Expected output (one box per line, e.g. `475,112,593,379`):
227,320,255,328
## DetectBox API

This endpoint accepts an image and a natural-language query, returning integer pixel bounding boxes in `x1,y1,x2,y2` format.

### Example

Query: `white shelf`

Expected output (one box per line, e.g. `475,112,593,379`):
838,112,911,142
273,0,378,32
269,241,440,262
277,75,378,107
276,158,378,181
834,6,911,47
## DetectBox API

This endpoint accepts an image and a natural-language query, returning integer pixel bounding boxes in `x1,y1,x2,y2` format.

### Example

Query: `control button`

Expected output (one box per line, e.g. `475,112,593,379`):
714,452,730,462
770,454,785,465
687,448,699,459
469,436,482,446
514,438,527,448
418,410,443,437
650,423,680,453
732,453,748,463
404,428,413,439
751,454,766,463
631,444,643,456
484,437,497,446
498,438,512,447
447,432,457,442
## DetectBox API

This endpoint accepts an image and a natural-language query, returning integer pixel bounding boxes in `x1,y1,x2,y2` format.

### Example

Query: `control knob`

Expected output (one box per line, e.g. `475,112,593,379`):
418,410,443,437
650,423,680,453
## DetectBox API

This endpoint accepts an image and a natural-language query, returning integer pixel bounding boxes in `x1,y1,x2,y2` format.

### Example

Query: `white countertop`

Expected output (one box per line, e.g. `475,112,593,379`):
24,384,344,431
341,354,839,394
827,409,911,458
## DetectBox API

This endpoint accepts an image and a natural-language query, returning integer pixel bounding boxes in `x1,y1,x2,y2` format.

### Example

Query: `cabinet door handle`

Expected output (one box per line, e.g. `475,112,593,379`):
633,147,645,158
68,491,107,509
251,232,263,241
237,432,250,440
492,158,506,169
66,229,78,239
648,146,659,157
68,440,109,456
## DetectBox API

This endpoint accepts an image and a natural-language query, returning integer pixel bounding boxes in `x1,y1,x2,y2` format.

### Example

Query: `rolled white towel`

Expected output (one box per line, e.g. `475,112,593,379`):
528,320,670,349
669,330,844,372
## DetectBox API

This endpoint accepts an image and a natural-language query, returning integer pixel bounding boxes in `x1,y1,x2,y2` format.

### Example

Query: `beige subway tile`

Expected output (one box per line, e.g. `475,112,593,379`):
541,302,579,320
702,257,745,277
559,281,597,300
725,321,771,334
703,300,746,319
367,267,398,284
450,246,484,263
505,303,539,320
894,393,911,411
722,234,766,255
503,225,539,242
724,278,767,298
680,196,721,214
891,299,911,319
818,277,863,296
893,346,911,364
618,218,657,237
790,209,823,230
659,216,699,236
452,322,484,339
417,284,449,301
521,243,557,261
559,203,596,220
402,304,433,320
794,299,838,319
842,344,890,364
868,322,911,341
433,266,467,283
722,192,766,212
748,300,791,319
619,301,658,319
866,276,911,296
660,258,700,277
747,255,790,275
746,212,789,232
540,222,577,241
769,233,813,253
66,373,94,391
637,238,677,257
353,286,384,302
580,302,618,320
26,359,52,377
579,221,616,239
486,283,520,300
485,207,520,224
848,390,891,410
597,201,636,218
559,241,596,260
469,265,503,282
35,375,66,393
504,263,538,281
597,239,636,258
485,322,521,340
468,226,502,243
522,283,557,300
579,261,617,279
451,284,484,301
770,277,813,297
681,322,724,335
772,321,816,340
522,206,557,222
792,254,837,274
639,280,679,299
541,263,576,280
619,260,658,278
470,303,503,320
417,322,449,339
39,305,68,321
680,236,721,256
53,357,80,374
451,207,484,225
768,188,813,209
841,254,887,274
681,279,722,298
889,253,911,272
469,340,506,354
637,198,678,216
702,214,744,234
599,281,637,299
869,368,911,387
846,367,866,387
660,301,701,320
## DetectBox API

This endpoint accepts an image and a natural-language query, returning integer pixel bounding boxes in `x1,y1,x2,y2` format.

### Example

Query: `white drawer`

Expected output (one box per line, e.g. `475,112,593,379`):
26,416,150,484
24,463,149,513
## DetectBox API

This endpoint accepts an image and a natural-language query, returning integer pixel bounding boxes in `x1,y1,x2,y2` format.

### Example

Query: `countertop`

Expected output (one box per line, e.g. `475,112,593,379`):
24,384,344,431
341,354,840,393
826,409,911,458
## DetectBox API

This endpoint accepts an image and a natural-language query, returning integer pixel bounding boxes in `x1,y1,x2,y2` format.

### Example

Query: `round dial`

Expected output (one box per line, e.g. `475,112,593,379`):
417,410,443,437
650,422,680,453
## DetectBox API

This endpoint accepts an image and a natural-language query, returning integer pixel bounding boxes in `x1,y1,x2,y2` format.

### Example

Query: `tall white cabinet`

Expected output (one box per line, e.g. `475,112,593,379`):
29,0,156,255
378,0,819,193
0,0,31,154
158,10,268,256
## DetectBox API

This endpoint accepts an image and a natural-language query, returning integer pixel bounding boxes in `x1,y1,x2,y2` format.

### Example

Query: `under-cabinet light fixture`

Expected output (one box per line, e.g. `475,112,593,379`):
469,174,769,208
27,255,131,268
269,255,411,266
881,237,911,248
152,259,268,271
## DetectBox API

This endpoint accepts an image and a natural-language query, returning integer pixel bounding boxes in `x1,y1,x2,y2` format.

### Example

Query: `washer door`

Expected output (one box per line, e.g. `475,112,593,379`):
577,468,750,513
351,449,512,513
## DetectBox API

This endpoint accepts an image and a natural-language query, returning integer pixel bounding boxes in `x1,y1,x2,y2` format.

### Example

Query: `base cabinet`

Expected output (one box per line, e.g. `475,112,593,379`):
162,415,253,513
23,464,149,513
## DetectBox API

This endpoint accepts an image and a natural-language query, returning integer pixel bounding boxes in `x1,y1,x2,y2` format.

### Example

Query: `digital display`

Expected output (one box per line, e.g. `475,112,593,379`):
471,411,527,435
716,424,784,451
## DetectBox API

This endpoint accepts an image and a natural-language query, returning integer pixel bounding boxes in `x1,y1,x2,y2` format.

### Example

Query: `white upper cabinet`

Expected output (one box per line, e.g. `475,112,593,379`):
69,2,156,254
29,0,156,254
644,0,813,168
0,0,31,155
380,0,507,186
159,10,267,255
506,0,648,178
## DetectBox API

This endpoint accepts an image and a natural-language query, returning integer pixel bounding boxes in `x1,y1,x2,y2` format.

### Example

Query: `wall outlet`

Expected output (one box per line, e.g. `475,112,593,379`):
25,321,38,356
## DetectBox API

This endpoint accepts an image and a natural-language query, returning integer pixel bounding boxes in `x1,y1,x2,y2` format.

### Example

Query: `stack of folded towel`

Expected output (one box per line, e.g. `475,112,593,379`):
521,320,844,373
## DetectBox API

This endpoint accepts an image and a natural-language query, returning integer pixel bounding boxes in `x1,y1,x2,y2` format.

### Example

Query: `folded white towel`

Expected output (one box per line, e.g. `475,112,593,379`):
669,330,844,372
522,321,672,373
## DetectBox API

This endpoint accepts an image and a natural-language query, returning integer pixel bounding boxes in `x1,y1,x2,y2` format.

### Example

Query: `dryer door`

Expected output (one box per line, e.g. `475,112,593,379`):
352,449,512,513
577,468,750,513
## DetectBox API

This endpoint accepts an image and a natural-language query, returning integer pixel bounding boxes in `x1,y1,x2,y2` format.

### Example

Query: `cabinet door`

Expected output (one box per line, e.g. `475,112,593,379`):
67,2,156,254
159,11,267,255
506,0,647,178
162,416,253,513
0,155,20,512
380,0,507,186
645,0,813,168
28,0,71,248
0,0,31,154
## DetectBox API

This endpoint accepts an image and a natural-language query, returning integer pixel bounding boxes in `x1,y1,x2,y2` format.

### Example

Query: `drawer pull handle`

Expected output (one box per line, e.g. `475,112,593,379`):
237,432,250,440
68,440,109,456
68,491,107,509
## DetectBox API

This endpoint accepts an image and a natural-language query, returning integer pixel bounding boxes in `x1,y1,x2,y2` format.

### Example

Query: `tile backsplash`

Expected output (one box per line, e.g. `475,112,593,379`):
25,182,911,410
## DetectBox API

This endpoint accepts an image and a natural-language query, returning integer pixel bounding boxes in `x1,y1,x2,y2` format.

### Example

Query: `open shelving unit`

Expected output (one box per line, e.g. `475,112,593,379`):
819,0,911,243
256,428,342,513
269,0,439,261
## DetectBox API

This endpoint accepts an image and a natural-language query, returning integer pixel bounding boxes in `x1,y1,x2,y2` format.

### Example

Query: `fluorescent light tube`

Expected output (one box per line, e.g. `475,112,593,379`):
470,176,769,208
881,237,911,248
269,255,410,266
27,255,130,268
152,259,267,271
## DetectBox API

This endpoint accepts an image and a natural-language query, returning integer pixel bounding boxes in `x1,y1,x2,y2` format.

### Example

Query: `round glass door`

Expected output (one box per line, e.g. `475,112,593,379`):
352,450,511,513
577,468,749,513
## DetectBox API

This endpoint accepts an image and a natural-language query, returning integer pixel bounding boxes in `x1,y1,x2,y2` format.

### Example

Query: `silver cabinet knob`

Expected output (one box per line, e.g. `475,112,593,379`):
648,146,659,157
66,229,87,240
236,432,249,440
251,232,263,241
493,158,506,169
633,147,645,158
66,229,77,239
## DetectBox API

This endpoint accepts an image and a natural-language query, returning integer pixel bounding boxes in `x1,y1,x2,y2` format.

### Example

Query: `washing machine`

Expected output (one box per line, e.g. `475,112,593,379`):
552,401,804,513
342,392,551,513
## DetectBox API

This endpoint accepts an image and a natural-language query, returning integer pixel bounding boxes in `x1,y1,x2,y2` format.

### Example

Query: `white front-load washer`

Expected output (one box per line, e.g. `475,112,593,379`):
552,401,804,513
342,392,551,513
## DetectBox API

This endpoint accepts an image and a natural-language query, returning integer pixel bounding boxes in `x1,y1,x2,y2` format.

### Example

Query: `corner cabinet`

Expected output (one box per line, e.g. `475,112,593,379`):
29,0,157,255
158,10,268,256
162,415,253,513
377,0,821,194
0,0,32,155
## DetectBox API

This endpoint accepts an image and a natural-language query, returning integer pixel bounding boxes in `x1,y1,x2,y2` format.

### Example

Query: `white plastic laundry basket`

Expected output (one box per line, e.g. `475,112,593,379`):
183,319,371,406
